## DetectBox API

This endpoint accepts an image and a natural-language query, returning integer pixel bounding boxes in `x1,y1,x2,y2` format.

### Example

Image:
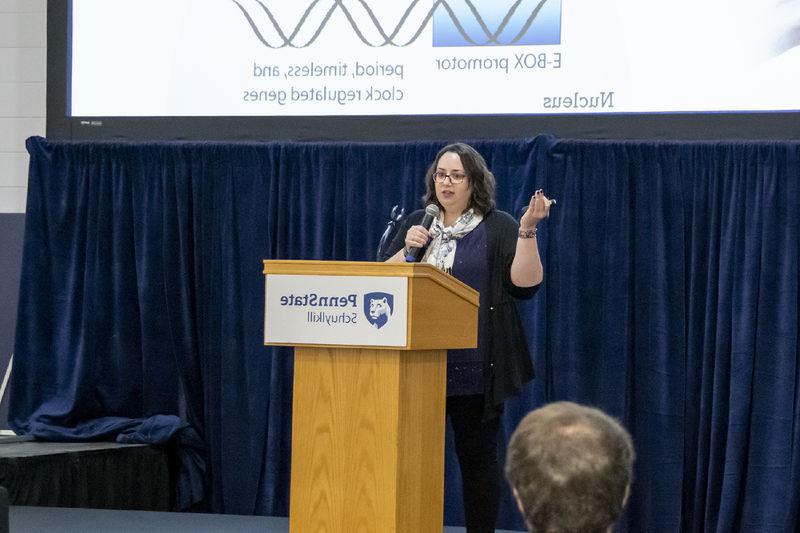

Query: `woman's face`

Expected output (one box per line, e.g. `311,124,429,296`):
434,151,472,218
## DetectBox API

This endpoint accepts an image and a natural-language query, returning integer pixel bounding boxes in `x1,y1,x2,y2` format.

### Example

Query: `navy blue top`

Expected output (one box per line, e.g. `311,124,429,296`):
445,221,489,396
383,208,539,419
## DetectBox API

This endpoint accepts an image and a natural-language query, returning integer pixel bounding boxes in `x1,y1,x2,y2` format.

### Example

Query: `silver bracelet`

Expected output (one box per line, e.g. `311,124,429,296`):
518,227,537,239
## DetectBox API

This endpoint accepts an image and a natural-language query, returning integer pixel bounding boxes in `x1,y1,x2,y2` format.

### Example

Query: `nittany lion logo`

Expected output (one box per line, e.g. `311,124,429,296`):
364,292,394,329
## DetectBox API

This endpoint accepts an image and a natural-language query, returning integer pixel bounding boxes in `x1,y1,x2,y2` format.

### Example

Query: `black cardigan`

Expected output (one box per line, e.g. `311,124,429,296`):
381,208,540,418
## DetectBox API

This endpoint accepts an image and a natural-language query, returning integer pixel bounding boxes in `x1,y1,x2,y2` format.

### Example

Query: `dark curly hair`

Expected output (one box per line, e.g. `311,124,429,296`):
422,143,496,216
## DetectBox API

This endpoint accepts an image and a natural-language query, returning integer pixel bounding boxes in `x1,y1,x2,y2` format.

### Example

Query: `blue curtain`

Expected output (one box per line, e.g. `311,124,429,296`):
11,136,800,531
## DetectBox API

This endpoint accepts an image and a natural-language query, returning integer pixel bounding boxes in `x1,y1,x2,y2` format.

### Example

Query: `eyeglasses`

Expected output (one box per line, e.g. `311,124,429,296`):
433,171,467,184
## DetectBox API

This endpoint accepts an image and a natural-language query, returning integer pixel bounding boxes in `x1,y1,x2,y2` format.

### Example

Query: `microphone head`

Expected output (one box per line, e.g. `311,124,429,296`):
424,204,440,218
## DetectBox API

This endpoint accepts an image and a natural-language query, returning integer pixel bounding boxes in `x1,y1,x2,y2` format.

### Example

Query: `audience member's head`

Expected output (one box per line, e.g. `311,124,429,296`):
505,401,635,533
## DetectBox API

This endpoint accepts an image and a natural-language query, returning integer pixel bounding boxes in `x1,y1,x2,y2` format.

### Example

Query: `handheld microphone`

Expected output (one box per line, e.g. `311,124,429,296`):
405,204,440,262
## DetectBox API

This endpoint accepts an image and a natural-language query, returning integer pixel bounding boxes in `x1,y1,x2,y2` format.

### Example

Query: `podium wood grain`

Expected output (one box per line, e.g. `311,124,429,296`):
290,347,446,533
265,260,477,532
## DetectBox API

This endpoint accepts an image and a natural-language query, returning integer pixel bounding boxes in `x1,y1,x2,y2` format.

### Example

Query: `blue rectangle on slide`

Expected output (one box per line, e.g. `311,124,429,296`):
433,0,562,47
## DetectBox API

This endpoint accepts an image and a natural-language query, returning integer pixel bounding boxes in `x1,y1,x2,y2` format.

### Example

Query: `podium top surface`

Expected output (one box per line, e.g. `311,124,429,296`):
262,260,478,307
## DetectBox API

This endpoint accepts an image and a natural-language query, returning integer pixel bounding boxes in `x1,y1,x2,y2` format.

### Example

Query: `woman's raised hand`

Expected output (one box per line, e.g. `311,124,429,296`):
520,189,553,229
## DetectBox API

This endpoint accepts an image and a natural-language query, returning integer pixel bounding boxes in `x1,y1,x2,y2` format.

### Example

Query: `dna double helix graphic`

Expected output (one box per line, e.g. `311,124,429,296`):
230,0,557,48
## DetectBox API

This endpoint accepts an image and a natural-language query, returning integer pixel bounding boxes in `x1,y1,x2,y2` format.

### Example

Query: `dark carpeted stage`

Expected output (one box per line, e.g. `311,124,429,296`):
0,436,523,532
0,435,172,510
10,506,524,533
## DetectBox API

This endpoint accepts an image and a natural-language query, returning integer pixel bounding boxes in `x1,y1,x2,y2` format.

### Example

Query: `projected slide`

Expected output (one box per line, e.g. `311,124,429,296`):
69,0,800,117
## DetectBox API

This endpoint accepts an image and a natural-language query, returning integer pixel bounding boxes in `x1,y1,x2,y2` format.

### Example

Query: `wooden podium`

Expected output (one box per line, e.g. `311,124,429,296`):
262,260,478,533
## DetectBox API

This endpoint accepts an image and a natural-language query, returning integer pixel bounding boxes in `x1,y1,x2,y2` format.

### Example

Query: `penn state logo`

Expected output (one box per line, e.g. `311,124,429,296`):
364,292,393,329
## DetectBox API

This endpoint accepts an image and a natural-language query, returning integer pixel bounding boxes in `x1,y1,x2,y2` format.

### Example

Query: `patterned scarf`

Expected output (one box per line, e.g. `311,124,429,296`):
423,209,484,273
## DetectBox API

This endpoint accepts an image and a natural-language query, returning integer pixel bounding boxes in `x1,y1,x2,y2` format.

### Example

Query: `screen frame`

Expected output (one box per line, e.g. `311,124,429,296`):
47,0,800,142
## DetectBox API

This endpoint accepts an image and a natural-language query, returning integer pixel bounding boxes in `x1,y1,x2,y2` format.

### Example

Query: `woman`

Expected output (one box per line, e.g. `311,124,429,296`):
382,143,551,532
